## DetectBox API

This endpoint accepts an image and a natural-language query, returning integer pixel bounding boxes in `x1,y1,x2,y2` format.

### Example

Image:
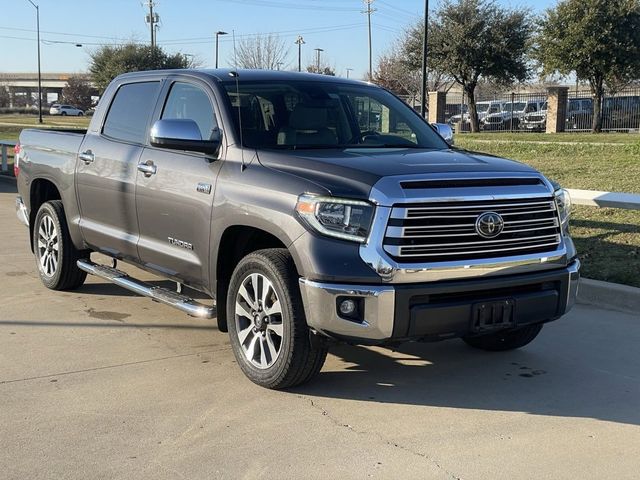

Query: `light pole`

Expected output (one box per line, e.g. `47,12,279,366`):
26,0,43,124
420,0,429,118
215,31,227,68
276,62,284,71
295,36,305,72
314,48,324,73
346,68,353,79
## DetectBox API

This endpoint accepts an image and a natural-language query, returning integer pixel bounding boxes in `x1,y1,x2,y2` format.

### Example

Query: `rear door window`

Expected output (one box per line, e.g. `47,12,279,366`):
103,82,160,144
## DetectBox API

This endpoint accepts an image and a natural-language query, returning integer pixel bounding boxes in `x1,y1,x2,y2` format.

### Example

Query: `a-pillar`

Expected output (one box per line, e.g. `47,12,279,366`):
546,87,569,133
428,91,447,124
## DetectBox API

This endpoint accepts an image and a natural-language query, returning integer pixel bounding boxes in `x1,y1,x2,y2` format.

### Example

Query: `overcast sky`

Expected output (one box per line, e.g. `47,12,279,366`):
1,0,555,79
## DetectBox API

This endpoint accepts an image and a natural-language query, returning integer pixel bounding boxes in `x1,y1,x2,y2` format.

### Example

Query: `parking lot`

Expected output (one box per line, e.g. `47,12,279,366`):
0,177,639,480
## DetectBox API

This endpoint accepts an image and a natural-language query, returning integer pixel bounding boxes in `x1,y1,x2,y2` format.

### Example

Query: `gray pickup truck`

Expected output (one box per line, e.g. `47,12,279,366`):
15,69,580,389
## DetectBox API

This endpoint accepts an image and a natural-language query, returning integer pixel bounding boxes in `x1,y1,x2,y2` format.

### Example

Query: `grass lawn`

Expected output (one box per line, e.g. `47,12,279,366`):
457,133,640,287
0,115,90,172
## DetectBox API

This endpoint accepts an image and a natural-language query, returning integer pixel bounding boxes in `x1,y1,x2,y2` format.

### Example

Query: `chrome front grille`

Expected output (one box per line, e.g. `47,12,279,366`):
383,197,562,262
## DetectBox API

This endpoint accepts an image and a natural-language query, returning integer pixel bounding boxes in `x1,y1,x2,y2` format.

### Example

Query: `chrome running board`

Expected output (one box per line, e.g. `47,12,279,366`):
77,259,215,319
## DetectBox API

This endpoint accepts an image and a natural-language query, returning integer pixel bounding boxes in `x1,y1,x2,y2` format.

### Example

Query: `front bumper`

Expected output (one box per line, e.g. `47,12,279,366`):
299,259,580,343
16,196,29,227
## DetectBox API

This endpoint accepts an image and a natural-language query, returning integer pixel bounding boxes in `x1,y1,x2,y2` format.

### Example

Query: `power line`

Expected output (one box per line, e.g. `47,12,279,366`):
144,0,159,47
218,0,361,12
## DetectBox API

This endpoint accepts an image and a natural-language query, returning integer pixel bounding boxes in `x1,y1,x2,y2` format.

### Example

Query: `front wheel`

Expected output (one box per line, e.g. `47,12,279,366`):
33,200,88,290
462,324,543,352
227,249,328,389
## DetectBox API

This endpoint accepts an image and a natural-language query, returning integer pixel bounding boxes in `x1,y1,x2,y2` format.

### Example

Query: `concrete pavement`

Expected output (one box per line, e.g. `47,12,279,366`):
1,179,639,480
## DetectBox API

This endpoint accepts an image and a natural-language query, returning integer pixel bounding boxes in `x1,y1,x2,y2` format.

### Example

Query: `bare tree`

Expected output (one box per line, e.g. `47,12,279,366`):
0,83,10,108
62,76,94,110
235,34,290,70
373,39,454,105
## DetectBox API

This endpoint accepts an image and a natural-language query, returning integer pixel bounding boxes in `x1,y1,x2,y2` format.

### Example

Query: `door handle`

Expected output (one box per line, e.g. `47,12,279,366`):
137,160,157,177
79,150,94,164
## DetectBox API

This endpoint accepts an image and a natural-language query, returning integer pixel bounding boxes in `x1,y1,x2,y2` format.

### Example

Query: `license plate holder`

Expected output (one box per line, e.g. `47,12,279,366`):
471,299,515,332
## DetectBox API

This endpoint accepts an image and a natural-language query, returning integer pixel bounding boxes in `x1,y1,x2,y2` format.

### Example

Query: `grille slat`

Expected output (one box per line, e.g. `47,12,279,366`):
383,196,562,262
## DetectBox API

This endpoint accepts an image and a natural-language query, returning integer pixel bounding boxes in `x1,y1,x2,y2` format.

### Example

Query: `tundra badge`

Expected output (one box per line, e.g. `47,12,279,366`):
168,237,194,250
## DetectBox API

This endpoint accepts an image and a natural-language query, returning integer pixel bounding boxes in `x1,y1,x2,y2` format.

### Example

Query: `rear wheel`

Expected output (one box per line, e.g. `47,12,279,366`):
33,201,88,290
462,324,543,352
227,249,328,389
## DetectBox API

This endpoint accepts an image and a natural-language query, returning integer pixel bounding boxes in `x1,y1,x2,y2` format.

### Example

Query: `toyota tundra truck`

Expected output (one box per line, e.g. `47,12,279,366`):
14,69,580,389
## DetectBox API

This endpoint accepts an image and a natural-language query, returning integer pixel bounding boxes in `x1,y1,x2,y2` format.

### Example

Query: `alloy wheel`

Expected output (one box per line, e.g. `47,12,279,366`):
37,214,59,278
234,272,284,369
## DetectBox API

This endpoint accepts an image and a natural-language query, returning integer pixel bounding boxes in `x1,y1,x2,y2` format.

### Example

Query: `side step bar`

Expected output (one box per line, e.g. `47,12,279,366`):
77,259,215,319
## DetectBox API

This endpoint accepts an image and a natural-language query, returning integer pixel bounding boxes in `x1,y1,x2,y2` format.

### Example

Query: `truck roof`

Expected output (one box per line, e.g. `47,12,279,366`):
114,68,370,86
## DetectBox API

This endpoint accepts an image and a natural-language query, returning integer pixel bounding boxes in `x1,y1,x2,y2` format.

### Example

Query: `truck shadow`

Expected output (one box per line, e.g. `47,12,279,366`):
292,319,640,427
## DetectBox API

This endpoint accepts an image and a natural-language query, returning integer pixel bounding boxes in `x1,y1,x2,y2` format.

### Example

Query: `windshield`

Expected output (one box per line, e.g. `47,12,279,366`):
476,103,491,113
502,102,527,112
221,80,449,150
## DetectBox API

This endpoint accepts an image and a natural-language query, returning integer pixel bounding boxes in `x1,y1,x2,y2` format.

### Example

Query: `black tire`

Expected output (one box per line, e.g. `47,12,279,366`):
33,200,88,291
60,111,67,116
227,248,328,389
78,112,84,116
462,324,543,352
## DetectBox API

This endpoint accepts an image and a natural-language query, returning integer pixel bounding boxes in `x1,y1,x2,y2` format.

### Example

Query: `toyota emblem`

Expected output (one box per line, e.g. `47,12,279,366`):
475,212,504,238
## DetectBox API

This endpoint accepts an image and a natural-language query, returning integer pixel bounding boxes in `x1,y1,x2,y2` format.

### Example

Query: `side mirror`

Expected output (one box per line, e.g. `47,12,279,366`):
150,119,221,155
431,122,454,145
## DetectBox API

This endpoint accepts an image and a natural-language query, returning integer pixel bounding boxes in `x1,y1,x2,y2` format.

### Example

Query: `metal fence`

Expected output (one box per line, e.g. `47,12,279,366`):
442,87,640,133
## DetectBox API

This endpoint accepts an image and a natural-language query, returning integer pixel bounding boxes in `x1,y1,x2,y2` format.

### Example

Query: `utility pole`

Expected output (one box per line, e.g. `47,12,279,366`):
295,36,305,72
26,0,42,124
145,1,158,47
420,0,429,118
363,0,376,81
314,48,324,73
215,31,228,68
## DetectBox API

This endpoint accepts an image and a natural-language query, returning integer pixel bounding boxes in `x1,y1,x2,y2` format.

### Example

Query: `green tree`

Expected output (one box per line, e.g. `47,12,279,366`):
89,43,190,93
537,0,640,132
61,75,93,111
404,0,531,132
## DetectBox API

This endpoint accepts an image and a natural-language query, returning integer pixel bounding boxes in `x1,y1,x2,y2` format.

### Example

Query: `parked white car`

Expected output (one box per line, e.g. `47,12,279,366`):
49,104,84,116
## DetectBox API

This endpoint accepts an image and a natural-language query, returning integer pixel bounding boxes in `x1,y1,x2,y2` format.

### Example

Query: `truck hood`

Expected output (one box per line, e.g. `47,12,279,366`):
256,147,539,198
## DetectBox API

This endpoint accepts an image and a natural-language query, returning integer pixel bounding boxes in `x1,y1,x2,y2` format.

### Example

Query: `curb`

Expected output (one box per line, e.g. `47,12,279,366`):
577,278,640,315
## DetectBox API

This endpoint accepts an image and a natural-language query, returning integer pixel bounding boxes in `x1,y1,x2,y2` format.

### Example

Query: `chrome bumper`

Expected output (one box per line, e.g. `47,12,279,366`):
299,279,395,340
299,259,581,342
566,258,581,311
16,196,29,227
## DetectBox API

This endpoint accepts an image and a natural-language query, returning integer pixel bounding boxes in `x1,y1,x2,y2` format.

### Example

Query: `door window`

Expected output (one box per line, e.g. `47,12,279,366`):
103,82,160,144
162,82,218,140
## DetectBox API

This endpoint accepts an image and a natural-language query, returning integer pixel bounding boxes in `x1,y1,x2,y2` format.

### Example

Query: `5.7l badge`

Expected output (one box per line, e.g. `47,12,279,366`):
196,182,212,195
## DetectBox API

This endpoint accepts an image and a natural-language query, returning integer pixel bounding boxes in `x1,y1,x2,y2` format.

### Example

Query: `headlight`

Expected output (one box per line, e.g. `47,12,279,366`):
554,187,572,232
295,194,375,243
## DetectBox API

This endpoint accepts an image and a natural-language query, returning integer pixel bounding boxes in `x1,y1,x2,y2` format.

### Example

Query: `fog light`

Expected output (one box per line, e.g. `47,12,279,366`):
339,299,357,316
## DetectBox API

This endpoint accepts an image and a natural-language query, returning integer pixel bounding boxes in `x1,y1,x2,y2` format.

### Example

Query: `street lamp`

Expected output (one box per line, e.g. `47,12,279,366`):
26,0,43,124
314,48,324,73
346,68,353,79
420,0,429,118
215,31,227,68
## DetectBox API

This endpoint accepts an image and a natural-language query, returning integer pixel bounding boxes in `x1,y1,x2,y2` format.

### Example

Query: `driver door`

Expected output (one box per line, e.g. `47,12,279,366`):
135,80,224,290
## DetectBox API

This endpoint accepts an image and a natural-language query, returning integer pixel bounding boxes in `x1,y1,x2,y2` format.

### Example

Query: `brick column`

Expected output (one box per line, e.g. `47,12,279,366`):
546,86,569,133
428,91,447,124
